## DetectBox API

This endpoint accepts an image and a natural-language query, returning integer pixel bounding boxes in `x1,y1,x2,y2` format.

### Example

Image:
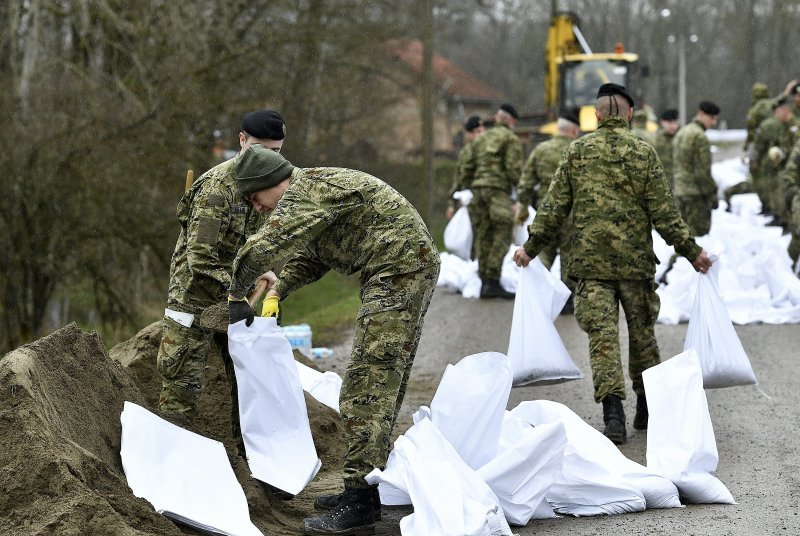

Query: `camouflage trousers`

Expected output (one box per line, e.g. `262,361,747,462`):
789,194,800,265
470,187,513,280
675,195,714,236
157,316,243,450
341,262,440,487
574,279,661,403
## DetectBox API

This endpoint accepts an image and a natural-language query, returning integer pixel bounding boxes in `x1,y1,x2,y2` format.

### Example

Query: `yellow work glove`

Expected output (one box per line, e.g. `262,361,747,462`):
261,295,280,318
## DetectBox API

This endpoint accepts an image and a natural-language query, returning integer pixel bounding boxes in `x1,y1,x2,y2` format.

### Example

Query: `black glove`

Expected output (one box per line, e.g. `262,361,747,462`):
229,299,254,326
711,198,719,210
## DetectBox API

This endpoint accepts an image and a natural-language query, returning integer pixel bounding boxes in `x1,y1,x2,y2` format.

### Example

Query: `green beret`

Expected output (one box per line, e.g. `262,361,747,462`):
236,144,295,196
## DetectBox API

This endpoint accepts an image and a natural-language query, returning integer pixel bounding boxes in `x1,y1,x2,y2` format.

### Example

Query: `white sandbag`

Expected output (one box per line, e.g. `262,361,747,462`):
644,350,736,504
120,402,263,536
511,401,658,516
499,245,522,294
228,317,321,495
477,419,566,525
430,352,513,469
295,361,342,412
444,205,473,261
507,259,583,386
512,206,535,246
367,418,514,536
437,252,482,299
683,262,757,388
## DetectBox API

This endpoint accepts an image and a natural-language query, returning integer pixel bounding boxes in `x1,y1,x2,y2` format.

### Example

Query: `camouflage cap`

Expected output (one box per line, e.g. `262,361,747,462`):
236,144,294,196
751,82,769,100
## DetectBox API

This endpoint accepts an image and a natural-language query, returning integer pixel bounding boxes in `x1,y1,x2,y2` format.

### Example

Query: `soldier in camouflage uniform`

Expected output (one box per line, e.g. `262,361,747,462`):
157,110,285,441
631,108,655,145
516,110,580,296
654,108,680,191
445,115,485,220
673,101,721,236
461,103,523,298
744,83,774,154
514,83,711,445
752,97,798,222
226,145,440,535
780,137,800,265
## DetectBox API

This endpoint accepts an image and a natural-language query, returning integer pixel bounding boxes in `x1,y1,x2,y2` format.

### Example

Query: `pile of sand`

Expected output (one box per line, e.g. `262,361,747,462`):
0,322,349,536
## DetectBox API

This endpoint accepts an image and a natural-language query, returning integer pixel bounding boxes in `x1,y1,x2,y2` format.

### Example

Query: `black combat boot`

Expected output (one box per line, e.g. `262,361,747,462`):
602,394,627,445
633,394,649,431
303,485,376,535
314,486,382,521
480,279,515,299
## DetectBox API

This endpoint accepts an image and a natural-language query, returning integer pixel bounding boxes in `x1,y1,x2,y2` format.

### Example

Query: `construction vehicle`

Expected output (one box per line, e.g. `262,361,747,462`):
522,11,654,139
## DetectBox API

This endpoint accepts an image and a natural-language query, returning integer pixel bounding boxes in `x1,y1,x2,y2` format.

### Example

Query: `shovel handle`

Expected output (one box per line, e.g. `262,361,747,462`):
247,279,269,307
184,169,195,193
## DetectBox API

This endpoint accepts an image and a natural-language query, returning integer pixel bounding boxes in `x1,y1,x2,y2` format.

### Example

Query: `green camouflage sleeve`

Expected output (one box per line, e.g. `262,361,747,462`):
272,249,330,298
461,141,477,192
782,139,800,209
504,134,523,190
229,180,336,298
642,151,703,261
184,183,235,291
693,131,714,194
522,152,571,257
447,143,474,208
517,148,538,206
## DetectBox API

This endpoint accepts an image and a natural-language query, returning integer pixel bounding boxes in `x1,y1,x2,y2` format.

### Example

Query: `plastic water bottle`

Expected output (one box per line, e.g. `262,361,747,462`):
282,323,312,357
311,347,334,359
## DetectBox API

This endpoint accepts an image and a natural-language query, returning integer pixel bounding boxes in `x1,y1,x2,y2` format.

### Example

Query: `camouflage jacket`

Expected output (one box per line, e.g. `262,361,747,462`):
654,129,677,190
523,116,702,281
780,137,800,208
673,120,716,198
167,156,265,313
230,167,440,298
754,117,798,177
447,140,477,208
462,123,522,193
745,98,773,149
518,135,572,209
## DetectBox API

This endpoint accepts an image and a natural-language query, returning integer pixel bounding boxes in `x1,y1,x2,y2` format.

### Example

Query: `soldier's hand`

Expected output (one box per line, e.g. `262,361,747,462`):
513,246,532,267
261,295,280,318
514,204,530,225
256,271,278,289
228,297,255,326
691,250,713,274
446,206,455,220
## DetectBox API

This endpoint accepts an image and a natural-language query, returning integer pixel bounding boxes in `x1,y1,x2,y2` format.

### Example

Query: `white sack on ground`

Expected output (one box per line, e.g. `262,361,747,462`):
295,361,342,412
683,262,757,389
444,205,473,261
120,402,263,536
512,206,535,246
512,401,675,516
430,352,513,469
437,252,482,299
507,259,583,386
644,350,736,504
228,317,321,495
477,418,566,525
366,418,515,536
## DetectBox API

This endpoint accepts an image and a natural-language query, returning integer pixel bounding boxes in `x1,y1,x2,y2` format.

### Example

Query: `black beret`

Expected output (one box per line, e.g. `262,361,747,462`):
773,96,790,110
499,103,520,119
698,101,720,116
659,108,679,121
558,109,580,126
464,115,482,132
791,83,800,95
241,109,286,140
596,83,635,107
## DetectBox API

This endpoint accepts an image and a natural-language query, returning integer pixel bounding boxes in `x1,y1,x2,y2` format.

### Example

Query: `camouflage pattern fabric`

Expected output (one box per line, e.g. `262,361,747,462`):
753,116,797,219
340,266,438,487
574,279,661,402
632,127,655,146
461,123,522,193
522,115,700,404
228,167,440,486
673,119,717,231
518,134,574,289
518,135,572,209
470,187,514,280
781,138,800,263
447,140,477,209
654,129,677,191
158,156,265,418
524,115,702,281
745,98,774,150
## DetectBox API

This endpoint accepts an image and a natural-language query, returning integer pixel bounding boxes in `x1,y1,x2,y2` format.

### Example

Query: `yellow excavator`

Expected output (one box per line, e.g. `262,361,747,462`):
531,11,654,137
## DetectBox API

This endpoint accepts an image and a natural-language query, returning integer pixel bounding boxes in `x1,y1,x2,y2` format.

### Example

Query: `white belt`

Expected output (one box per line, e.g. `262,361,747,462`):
164,308,195,328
